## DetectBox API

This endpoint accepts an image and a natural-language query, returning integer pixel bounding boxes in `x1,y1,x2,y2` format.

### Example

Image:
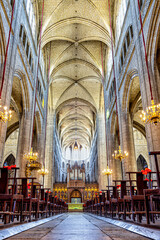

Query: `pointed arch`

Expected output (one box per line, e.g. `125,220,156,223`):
137,154,148,172
14,69,30,112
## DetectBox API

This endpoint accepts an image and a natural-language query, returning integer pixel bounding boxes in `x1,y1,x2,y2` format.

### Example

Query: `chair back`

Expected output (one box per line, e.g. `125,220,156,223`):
0,168,9,194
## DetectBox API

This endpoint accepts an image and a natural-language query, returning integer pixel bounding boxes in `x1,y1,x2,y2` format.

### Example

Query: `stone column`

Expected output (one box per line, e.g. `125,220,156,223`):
16,110,32,176
45,110,55,189
130,0,160,170
120,111,137,179
97,112,107,190
0,0,23,165
109,133,122,183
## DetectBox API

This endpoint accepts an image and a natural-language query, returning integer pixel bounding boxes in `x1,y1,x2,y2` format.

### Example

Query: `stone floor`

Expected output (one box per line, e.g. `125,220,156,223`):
6,213,152,240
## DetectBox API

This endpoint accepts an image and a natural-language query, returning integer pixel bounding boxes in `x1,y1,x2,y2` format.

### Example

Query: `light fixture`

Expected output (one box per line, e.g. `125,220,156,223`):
112,145,128,162
38,166,49,176
38,166,49,186
140,100,160,125
137,0,160,126
102,165,112,188
24,148,41,177
102,165,112,176
74,141,78,150
0,101,12,123
24,148,38,161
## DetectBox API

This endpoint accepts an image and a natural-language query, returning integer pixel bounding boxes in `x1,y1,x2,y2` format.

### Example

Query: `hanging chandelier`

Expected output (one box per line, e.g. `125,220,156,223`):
112,146,128,162
0,0,15,123
137,0,160,125
102,165,112,176
24,148,41,177
24,148,38,161
140,100,160,125
74,141,78,150
0,102,12,123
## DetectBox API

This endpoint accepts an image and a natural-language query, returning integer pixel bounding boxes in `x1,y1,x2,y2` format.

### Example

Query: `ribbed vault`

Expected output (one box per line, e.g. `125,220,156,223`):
39,0,115,154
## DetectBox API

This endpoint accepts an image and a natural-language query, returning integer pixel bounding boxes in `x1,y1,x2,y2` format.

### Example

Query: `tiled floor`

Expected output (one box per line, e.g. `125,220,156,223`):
6,213,152,240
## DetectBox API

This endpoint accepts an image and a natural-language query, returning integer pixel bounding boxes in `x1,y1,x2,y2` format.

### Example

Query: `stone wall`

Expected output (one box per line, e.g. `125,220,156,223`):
0,0,159,190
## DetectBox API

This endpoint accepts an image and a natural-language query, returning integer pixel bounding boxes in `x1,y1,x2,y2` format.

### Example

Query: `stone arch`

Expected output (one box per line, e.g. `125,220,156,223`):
14,69,30,112
133,127,149,168
3,127,19,164
121,69,139,112
110,111,118,135
42,17,110,47
133,121,146,138
6,121,19,140
70,189,82,203
56,98,96,115
6,70,30,144
3,153,16,177
3,151,16,166
51,59,102,78
3,153,16,166
137,154,148,172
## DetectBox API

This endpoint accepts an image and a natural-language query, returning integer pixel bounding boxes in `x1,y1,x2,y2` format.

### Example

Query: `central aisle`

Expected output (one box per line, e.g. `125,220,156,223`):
8,213,150,240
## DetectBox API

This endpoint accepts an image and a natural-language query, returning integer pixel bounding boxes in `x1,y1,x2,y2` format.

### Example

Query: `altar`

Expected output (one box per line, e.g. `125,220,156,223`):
68,203,83,212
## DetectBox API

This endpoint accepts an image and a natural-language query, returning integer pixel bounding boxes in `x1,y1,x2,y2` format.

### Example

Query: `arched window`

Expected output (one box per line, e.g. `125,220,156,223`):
87,174,90,183
119,25,134,73
139,0,145,10
109,80,115,103
126,31,130,48
25,0,36,40
115,0,129,43
87,162,89,169
130,26,133,39
22,31,26,47
19,25,23,38
10,0,14,8
19,25,34,74
3,154,16,177
137,154,148,172
62,174,64,183
3,154,15,166
26,41,29,57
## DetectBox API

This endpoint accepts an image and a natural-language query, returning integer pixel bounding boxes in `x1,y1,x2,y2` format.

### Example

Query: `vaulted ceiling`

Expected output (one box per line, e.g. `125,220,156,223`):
39,0,115,150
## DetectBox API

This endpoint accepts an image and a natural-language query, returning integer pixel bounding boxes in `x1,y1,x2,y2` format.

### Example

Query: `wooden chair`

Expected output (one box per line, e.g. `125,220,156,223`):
144,152,160,224
104,190,111,218
125,172,147,223
100,192,105,216
0,168,23,224
111,180,127,220
16,177,37,222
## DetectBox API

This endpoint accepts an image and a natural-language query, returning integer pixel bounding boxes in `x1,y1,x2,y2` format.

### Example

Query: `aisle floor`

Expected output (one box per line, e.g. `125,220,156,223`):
5,213,152,240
